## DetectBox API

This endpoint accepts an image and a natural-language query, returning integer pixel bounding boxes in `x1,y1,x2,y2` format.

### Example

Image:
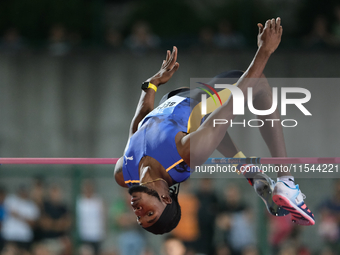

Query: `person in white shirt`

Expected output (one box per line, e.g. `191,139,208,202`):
1,185,39,252
76,180,105,255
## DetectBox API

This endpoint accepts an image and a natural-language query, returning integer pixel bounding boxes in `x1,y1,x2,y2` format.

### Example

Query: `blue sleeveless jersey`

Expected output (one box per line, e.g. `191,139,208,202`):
122,95,194,187
121,70,243,187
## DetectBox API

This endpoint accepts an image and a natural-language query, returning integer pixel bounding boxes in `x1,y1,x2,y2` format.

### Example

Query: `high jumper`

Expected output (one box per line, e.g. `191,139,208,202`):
114,17,315,235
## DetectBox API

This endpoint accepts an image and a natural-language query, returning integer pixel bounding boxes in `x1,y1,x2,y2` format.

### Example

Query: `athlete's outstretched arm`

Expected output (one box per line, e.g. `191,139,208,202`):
128,47,180,137
114,47,179,187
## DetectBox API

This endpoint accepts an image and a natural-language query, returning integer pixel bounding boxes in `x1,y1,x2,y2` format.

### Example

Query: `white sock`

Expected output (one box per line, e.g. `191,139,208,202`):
277,176,295,188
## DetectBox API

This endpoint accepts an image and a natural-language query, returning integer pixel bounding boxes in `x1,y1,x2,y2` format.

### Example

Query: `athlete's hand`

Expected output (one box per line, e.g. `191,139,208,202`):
147,46,180,86
257,17,282,54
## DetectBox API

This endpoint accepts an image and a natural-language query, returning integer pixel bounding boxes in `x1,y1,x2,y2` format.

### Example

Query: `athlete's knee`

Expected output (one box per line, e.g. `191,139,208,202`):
259,73,270,85
260,73,271,89
249,73,271,100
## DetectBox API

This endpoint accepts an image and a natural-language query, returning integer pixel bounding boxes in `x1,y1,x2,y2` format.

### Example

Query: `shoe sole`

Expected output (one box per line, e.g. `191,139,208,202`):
254,175,289,216
272,194,315,225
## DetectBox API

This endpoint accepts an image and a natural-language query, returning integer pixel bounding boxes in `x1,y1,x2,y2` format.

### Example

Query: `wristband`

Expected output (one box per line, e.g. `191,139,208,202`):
141,82,157,92
148,83,157,92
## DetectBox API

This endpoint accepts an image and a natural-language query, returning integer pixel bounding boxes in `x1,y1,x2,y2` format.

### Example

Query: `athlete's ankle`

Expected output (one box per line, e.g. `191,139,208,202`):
236,163,263,186
233,152,263,186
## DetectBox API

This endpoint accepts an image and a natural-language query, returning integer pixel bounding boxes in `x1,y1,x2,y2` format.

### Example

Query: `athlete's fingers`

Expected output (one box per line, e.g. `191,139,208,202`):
165,50,171,66
165,48,174,68
170,46,178,65
163,50,171,68
279,26,283,35
275,17,281,32
264,19,271,29
169,62,180,73
166,46,177,70
165,50,170,63
161,50,169,68
258,23,264,34
270,18,275,30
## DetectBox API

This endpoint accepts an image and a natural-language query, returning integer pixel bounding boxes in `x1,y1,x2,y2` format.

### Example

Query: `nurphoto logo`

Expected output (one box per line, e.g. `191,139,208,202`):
199,84,312,128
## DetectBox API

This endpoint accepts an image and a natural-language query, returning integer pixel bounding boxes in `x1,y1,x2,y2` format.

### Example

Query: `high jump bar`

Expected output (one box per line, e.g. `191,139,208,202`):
0,157,339,165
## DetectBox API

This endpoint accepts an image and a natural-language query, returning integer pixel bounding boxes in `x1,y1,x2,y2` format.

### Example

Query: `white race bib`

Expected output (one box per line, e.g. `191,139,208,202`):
138,95,186,129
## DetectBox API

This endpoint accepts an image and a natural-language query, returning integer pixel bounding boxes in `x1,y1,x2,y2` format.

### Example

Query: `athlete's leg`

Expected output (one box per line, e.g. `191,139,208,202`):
182,16,284,164
252,77,288,168
203,70,287,165
209,73,314,224
188,70,291,164
212,73,289,177
207,70,244,85
216,131,239,157
188,74,265,166
217,131,289,216
248,75,314,224
214,75,290,216
242,76,314,223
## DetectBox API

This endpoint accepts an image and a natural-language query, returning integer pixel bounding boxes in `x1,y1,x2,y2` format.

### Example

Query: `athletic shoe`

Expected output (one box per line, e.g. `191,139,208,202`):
272,181,315,225
253,173,290,217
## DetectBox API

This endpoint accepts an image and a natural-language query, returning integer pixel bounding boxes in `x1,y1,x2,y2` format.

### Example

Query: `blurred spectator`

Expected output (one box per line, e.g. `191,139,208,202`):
142,248,155,255
1,242,25,255
109,192,146,255
171,182,199,253
76,180,105,255
125,21,160,55
216,184,250,255
31,176,45,210
241,245,258,255
1,185,39,253
214,20,245,49
277,227,311,255
32,242,51,255
106,28,123,50
228,208,256,254
39,184,72,255
318,179,340,253
303,15,334,49
48,24,71,56
218,183,247,215
0,187,6,252
0,28,25,54
277,241,298,255
31,176,46,243
276,233,311,255
269,214,294,253
319,246,336,255
195,179,218,255
78,244,95,255
161,235,186,255
215,244,231,255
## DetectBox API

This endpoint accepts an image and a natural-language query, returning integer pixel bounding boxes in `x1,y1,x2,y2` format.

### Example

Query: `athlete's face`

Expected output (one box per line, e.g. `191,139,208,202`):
129,186,167,228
